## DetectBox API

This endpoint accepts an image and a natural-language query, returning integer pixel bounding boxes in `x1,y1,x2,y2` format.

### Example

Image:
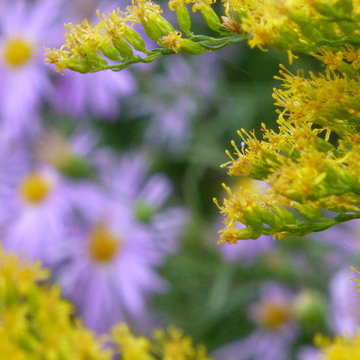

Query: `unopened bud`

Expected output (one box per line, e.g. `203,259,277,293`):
84,48,108,67
292,204,321,221
173,2,192,35
113,37,134,59
100,43,121,61
123,26,148,53
199,4,221,32
180,39,205,54
142,13,175,41
65,58,90,73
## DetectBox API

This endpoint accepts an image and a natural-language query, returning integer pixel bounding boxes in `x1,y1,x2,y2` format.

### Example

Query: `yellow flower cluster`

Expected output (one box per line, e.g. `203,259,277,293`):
45,0,235,73
45,0,360,241
224,0,360,52
0,248,212,359
45,0,360,73
216,46,360,242
316,333,360,359
45,6,148,73
0,248,111,360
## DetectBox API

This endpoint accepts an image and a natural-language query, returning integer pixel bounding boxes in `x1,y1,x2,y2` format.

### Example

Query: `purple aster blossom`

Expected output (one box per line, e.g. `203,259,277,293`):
0,127,98,265
328,268,360,336
51,0,137,120
0,0,63,140
134,54,221,150
58,185,167,334
96,151,187,254
213,283,297,360
2,164,72,265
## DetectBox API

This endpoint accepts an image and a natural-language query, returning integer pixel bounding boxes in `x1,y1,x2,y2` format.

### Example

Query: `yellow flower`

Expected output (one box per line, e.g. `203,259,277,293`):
316,333,360,359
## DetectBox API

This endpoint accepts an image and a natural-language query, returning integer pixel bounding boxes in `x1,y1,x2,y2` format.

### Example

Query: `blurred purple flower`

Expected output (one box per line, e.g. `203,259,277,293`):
0,0,63,140
2,165,72,265
134,54,221,150
0,127,100,265
213,283,296,360
97,151,187,254
55,149,186,333
59,187,168,334
329,268,360,336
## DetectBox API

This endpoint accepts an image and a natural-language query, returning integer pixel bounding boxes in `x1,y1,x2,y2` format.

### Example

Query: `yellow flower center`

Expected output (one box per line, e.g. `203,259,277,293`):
88,225,120,263
255,301,291,331
19,174,51,204
3,37,34,68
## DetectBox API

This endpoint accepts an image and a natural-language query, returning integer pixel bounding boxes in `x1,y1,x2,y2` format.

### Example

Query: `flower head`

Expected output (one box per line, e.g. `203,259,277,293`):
0,0,64,140
59,182,174,333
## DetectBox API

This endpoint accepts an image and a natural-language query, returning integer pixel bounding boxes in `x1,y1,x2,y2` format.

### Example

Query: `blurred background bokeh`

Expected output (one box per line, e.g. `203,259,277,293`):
1,0,359,359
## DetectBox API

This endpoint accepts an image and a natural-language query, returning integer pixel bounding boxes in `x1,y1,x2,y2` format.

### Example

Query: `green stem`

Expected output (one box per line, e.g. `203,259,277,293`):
259,212,360,238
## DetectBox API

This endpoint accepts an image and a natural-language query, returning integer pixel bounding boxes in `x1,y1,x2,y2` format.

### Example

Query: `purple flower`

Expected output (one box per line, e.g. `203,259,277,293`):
97,151,187,254
134,54,221,150
56,150,186,333
213,283,296,360
2,165,72,265
0,128,98,265
59,187,168,334
0,0,63,140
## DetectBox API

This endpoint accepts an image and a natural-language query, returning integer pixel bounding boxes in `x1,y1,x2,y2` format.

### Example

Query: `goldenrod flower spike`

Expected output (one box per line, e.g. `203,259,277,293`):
45,0,248,73
217,45,360,242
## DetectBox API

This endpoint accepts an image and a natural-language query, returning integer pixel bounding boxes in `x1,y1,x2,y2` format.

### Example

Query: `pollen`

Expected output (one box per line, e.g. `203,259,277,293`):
88,224,120,263
3,37,34,68
19,173,51,204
